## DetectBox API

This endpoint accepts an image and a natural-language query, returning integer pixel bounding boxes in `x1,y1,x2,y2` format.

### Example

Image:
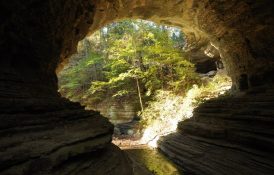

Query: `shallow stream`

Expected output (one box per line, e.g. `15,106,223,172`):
123,146,183,175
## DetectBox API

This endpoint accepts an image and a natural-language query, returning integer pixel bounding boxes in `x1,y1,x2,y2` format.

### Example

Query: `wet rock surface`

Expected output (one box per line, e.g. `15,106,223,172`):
159,86,274,175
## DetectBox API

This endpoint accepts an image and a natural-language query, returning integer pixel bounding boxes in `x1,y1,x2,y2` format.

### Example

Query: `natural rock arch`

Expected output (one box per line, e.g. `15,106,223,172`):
1,0,274,175
58,0,274,91
1,0,273,98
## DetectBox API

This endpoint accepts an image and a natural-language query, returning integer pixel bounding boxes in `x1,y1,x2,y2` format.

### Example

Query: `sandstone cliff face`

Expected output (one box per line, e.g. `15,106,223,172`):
159,86,274,174
93,99,139,124
0,97,133,175
0,0,274,174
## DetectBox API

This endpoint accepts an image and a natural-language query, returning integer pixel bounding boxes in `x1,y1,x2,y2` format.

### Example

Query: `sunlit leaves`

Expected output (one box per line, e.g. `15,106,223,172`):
59,19,198,108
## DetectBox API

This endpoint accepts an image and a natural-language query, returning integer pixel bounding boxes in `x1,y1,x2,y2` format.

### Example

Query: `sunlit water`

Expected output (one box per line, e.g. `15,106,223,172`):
123,147,183,175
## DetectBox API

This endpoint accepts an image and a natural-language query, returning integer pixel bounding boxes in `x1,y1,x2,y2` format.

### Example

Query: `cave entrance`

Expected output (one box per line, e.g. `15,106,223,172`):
1,0,273,174
57,19,232,174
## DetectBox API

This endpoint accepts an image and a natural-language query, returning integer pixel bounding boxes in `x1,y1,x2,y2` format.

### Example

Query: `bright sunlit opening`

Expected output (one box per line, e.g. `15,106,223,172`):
140,72,232,148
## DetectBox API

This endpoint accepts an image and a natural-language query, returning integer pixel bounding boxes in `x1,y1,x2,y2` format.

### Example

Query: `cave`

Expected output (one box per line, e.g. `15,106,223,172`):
1,0,274,175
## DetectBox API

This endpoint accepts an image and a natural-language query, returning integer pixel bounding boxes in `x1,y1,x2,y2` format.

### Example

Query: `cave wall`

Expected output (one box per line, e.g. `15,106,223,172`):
159,86,274,175
0,0,274,174
0,1,134,174
1,0,273,97
83,0,274,90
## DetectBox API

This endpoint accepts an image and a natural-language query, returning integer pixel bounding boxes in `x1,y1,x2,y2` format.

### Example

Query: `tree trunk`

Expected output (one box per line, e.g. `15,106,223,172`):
136,78,144,112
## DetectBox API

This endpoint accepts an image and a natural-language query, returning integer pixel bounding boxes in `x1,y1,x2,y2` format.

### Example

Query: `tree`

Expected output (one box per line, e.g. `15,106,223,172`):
58,19,200,112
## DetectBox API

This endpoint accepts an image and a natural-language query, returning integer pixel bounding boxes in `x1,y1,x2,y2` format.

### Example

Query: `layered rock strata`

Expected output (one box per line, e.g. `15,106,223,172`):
159,86,274,175
0,97,133,175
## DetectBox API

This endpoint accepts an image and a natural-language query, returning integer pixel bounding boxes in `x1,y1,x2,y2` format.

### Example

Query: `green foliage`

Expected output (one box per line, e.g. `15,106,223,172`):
58,19,233,143
58,19,200,110
58,52,104,101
